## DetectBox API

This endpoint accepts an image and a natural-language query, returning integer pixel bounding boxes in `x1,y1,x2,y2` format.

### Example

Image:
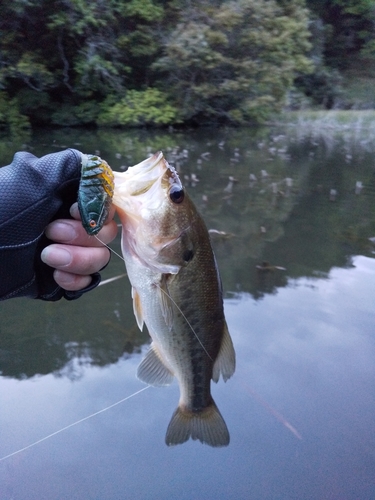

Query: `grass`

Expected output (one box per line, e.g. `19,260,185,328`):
280,109,375,126
273,110,375,154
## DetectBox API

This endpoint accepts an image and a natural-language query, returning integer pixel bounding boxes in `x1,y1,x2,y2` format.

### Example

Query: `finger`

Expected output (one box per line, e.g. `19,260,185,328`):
41,244,110,275
70,202,81,220
45,218,118,247
53,270,93,291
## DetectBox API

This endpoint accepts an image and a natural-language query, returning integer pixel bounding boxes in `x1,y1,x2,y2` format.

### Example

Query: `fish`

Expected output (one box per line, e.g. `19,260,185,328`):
112,152,235,447
78,154,114,235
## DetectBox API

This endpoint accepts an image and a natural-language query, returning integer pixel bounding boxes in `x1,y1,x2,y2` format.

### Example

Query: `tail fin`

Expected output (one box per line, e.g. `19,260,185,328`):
165,400,230,447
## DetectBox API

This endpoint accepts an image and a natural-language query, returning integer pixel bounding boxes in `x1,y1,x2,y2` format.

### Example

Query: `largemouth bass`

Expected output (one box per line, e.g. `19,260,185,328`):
113,152,235,447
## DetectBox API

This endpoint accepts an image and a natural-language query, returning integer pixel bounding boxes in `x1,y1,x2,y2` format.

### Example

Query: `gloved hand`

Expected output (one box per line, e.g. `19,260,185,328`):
0,149,117,301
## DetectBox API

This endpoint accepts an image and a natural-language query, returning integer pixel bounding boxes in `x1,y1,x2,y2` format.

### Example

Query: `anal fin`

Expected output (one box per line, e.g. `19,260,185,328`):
137,343,174,386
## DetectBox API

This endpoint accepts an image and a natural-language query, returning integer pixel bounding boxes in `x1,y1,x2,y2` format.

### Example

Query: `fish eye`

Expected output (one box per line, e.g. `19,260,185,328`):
170,187,184,204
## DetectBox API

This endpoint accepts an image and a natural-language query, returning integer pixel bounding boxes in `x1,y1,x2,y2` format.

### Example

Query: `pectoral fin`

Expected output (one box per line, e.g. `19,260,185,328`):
212,321,236,383
137,342,174,386
132,287,144,331
157,276,174,330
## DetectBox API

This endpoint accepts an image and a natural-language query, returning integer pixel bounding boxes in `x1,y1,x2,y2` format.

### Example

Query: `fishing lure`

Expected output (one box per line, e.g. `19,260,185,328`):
78,154,115,235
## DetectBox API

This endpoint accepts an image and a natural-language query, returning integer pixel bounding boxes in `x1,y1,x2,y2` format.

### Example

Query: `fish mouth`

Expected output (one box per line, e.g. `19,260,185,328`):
126,152,166,196
113,152,165,195
113,151,187,274
112,151,182,214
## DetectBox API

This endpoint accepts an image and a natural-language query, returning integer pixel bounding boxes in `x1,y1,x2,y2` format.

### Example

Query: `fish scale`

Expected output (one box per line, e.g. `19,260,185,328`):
113,151,235,447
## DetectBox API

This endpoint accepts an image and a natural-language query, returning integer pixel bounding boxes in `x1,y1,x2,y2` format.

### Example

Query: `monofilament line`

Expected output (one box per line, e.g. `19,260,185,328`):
156,284,213,362
0,385,150,462
94,235,212,362
94,234,125,262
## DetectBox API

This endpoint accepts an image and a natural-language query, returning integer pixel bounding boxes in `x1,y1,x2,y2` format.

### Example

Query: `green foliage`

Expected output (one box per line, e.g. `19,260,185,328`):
295,66,343,109
0,92,30,134
97,89,180,127
300,0,375,108
6,53,55,91
306,0,375,68
332,0,375,17
153,0,312,124
1,0,165,101
119,0,164,21
6,0,373,125
51,101,102,126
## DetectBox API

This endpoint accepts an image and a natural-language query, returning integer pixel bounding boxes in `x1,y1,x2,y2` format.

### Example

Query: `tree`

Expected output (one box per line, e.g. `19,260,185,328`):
0,0,313,127
306,0,375,67
153,0,312,125
0,0,166,125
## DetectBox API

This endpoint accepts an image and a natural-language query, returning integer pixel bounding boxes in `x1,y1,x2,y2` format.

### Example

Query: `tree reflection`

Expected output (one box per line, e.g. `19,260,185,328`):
1,124,374,379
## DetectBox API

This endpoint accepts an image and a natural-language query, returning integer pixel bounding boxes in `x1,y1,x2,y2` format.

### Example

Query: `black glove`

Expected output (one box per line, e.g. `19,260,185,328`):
0,149,101,301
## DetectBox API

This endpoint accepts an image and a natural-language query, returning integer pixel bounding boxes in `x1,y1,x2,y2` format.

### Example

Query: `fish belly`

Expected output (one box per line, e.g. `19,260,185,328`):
124,249,231,447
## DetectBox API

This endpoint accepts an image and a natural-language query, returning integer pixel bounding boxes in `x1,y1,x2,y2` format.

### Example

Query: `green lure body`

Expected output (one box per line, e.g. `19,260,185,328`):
78,155,114,235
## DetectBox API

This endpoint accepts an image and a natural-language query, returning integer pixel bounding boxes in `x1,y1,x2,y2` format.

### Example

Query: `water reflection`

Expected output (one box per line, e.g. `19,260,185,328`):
0,125,374,378
1,257,374,499
0,125,375,498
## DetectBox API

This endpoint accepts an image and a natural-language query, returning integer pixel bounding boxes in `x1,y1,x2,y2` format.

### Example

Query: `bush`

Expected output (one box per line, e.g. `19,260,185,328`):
0,92,30,133
51,101,101,126
294,66,343,109
97,89,181,127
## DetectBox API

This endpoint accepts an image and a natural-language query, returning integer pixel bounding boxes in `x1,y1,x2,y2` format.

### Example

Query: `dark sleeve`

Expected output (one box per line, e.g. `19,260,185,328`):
0,149,101,301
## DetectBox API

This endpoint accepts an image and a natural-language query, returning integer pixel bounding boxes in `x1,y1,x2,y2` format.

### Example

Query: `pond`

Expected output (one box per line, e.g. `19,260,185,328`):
1,120,375,499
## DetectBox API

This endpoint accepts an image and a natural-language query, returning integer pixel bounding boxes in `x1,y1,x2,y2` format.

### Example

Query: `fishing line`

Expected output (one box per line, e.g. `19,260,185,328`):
0,386,151,462
94,235,125,262
99,274,127,287
94,236,213,361
156,285,213,362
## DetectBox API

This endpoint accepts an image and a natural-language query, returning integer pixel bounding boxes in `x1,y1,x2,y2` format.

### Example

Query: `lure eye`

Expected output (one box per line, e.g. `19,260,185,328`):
89,220,97,228
170,187,184,204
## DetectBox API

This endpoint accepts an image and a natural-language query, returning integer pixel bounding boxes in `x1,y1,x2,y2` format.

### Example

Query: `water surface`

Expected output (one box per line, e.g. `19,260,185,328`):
0,124,375,499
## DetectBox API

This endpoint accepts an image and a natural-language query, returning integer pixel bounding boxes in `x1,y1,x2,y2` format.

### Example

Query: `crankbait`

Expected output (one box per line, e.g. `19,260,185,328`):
78,154,115,235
